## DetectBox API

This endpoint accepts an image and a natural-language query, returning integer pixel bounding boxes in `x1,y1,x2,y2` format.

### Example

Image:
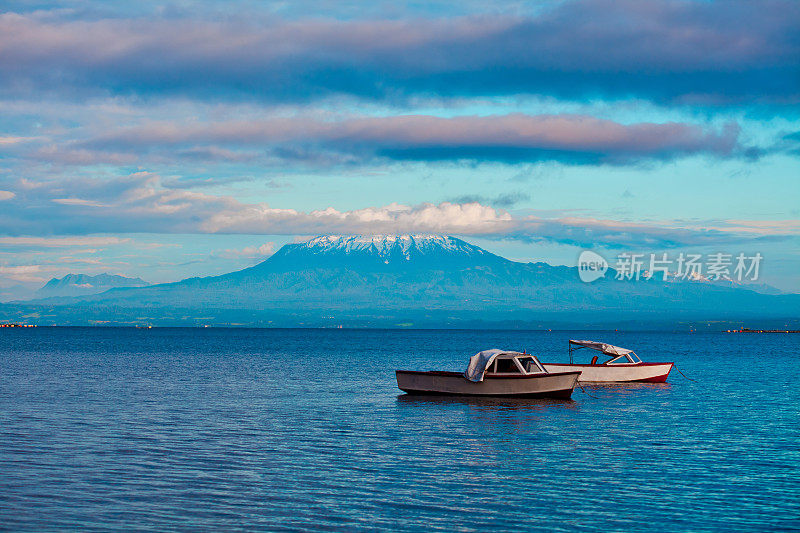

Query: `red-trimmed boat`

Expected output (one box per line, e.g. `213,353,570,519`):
542,340,674,383
396,349,581,398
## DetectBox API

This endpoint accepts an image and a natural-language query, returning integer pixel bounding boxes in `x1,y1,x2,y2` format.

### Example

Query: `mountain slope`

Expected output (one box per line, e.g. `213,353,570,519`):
36,273,149,298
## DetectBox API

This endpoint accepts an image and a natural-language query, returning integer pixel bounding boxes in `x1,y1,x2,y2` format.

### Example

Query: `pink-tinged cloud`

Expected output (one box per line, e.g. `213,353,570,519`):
709,220,800,236
77,114,743,165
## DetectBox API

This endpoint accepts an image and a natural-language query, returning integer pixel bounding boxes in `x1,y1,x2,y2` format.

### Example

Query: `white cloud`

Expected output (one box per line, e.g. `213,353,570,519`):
0,264,46,282
2,171,796,249
0,190,15,200
56,257,104,264
200,201,513,235
0,136,30,145
52,198,108,207
0,236,130,246
240,243,275,256
216,242,276,259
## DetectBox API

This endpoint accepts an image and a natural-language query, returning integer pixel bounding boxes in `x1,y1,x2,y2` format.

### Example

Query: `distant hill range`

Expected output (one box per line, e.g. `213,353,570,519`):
2,235,798,329
36,273,149,298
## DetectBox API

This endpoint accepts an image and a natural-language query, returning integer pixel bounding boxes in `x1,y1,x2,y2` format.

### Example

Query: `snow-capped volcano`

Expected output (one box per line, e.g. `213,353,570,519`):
258,234,501,271
302,234,488,259
13,233,800,328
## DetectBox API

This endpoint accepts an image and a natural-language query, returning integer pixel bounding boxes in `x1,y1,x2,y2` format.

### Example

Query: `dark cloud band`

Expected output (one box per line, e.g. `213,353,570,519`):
1,0,797,106
46,113,743,166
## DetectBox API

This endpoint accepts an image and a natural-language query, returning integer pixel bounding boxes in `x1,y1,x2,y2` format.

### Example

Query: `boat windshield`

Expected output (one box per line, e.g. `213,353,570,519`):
516,356,545,374
492,357,521,374
606,353,641,364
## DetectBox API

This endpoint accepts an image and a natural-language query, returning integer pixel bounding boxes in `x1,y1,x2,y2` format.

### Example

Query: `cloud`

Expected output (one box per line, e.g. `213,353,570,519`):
202,201,514,235
0,136,34,145
66,113,745,165
0,236,130,246
30,145,138,166
709,220,800,236
52,198,108,207
0,191,16,201
450,192,531,208
0,172,796,249
55,256,104,264
498,217,792,249
215,242,276,260
0,265,46,283
1,0,797,106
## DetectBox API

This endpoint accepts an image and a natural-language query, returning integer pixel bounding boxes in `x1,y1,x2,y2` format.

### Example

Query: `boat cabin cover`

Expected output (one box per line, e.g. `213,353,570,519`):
464,349,547,382
568,339,643,364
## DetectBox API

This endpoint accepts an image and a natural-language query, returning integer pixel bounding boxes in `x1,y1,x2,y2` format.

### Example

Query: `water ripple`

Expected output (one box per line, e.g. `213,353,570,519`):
0,328,798,531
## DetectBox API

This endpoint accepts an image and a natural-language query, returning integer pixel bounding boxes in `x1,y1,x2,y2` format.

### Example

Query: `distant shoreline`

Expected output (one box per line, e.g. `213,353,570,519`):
727,328,800,333
3,324,799,333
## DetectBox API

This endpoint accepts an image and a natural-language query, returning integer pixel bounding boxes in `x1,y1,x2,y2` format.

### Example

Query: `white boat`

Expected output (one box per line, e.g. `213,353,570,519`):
542,340,674,383
396,349,581,399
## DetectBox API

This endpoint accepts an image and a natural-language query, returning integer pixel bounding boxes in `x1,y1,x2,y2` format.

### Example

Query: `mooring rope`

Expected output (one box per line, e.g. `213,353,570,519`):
673,364,697,382
576,381,601,399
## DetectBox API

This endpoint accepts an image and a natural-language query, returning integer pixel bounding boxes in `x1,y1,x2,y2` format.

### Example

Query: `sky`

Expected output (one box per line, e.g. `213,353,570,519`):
0,0,799,299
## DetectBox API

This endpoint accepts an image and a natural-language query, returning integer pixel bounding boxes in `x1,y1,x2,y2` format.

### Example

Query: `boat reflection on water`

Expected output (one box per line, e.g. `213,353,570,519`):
395,393,577,409
394,393,580,437
580,381,673,394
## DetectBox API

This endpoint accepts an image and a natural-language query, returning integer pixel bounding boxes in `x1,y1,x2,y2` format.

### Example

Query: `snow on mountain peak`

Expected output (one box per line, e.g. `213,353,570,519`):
301,234,484,260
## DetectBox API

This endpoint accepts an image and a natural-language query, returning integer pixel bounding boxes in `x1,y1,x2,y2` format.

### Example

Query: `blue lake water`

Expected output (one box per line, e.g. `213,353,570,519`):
0,327,798,531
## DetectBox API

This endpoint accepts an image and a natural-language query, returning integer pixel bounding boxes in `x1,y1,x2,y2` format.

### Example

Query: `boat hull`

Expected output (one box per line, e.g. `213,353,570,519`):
395,370,580,398
542,362,673,383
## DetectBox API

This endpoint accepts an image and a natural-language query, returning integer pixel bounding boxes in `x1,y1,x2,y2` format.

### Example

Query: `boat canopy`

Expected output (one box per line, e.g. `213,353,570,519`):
568,339,633,356
464,349,524,382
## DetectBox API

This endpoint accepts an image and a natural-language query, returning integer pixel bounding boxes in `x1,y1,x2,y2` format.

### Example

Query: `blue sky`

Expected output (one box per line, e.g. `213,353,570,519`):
0,0,798,297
